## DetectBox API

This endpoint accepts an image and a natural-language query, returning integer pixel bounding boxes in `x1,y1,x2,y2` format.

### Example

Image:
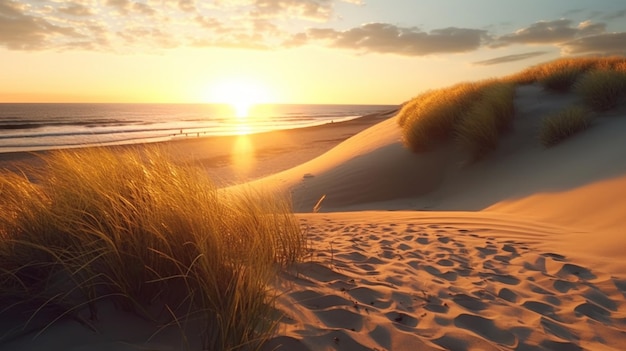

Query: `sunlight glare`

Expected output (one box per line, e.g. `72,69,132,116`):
208,78,271,119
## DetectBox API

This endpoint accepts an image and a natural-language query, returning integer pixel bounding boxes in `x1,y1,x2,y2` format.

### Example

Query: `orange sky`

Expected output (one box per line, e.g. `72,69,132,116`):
1,1,625,104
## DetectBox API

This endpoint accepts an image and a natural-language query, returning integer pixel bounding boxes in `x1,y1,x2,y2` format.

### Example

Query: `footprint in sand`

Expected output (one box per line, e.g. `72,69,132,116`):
556,263,596,280
553,279,577,293
452,293,488,312
540,317,579,341
289,290,353,310
574,301,612,323
385,311,418,329
316,308,364,331
346,286,390,308
522,300,562,321
454,313,516,346
498,287,518,303
583,286,618,311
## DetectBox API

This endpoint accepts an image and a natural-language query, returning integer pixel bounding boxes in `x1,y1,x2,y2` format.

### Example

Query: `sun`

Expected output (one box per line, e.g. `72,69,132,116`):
207,78,271,118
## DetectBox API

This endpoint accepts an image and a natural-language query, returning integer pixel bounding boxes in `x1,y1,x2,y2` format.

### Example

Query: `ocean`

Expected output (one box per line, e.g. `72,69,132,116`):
0,103,397,153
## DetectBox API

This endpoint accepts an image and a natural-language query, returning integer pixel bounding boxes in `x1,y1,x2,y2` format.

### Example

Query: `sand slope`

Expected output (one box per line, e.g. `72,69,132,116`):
256,84,626,275
258,84,626,350
266,212,626,350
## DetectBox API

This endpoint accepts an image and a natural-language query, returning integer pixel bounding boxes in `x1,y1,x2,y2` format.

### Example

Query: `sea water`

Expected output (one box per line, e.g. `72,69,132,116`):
0,103,397,153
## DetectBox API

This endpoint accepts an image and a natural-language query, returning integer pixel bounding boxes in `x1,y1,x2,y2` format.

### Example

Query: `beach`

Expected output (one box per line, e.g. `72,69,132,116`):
2,84,626,350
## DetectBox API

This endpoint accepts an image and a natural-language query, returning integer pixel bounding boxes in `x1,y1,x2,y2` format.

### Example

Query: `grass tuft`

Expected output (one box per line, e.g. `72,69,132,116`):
398,82,485,152
539,106,594,148
398,80,516,160
399,57,626,158
574,69,626,111
454,82,516,160
0,147,304,350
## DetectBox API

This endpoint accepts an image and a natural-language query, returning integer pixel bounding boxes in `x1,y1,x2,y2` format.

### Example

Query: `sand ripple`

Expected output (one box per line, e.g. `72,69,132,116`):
267,214,626,351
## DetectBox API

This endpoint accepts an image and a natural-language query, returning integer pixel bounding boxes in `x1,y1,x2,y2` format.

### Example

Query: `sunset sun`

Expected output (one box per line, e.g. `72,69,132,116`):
208,79,272,118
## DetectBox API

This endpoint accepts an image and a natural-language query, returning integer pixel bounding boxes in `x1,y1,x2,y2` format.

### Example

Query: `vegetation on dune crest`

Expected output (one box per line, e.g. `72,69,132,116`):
398,80,516,160
399,56,626,157
398,82,485,153
539,106,593,148
507,56,626,91
574,69,626,111
454,82,516,160
0,148,304,350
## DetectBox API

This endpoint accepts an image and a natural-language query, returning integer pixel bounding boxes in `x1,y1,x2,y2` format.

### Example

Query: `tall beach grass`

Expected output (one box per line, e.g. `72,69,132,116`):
454,82,516,160
0,147,304,350
574,69,626,111
539,106,593,148
398,80,516,160
397,82,485,152
399,56,626,157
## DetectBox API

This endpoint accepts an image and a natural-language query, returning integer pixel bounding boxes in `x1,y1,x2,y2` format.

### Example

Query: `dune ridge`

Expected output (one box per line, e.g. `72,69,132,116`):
253,81,626,350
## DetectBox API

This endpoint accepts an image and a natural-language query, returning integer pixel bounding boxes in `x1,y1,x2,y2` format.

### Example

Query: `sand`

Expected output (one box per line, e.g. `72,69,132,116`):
2,86,626,350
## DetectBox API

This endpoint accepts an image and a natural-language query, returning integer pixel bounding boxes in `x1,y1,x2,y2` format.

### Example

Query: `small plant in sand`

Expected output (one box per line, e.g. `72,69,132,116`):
0,147,304,350
539,106,593,148
574,69,626,111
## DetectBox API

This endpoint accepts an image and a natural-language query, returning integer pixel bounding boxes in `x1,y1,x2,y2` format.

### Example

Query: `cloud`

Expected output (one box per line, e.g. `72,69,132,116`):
603,9,626,20
0,0,79,50
251,0,334,21
473,51,549,66
1,0,625,59
179,0,196,12
58,3,94,17
105,0,131,14
298,23,489,55
492,19,607,47
561,32,626,55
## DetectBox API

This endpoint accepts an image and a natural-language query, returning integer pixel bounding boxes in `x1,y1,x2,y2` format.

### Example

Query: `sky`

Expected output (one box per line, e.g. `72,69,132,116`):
1,0,626,104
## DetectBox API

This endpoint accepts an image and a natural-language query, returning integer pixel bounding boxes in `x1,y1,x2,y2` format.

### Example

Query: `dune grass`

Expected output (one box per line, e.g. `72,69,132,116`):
397,82,485,152
398,80,516,160
506,56,626,91
399,56,626,158
574,69,626,111
539,106,593,148
0,147,304,350
454,82,516,160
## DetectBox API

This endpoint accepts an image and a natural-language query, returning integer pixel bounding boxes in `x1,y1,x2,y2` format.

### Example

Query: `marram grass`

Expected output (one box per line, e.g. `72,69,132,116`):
0,147,304,350
454,82,516,160
398,80,516,160
398,81,485,152
539,106,594,148
399,56,626,158
506,56,626,90
574,69,626,111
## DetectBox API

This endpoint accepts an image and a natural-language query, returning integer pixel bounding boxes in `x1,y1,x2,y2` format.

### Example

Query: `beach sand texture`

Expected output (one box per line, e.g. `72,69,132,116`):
1,82,626,350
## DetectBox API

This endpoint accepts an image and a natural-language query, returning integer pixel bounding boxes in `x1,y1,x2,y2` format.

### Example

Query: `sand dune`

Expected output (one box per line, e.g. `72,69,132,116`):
3,82,626,350
254,84,626,350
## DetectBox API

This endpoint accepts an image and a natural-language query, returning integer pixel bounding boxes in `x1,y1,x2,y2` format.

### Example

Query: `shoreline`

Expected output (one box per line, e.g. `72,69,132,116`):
0,108,398,185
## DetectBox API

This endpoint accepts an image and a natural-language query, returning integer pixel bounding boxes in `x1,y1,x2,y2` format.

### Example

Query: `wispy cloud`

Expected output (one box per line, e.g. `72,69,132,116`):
491,19,606,47
561,33,626,55
292,23,489,55
603,8,626,20
473,51,549,66
0,0,625,59
0,0,80,50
